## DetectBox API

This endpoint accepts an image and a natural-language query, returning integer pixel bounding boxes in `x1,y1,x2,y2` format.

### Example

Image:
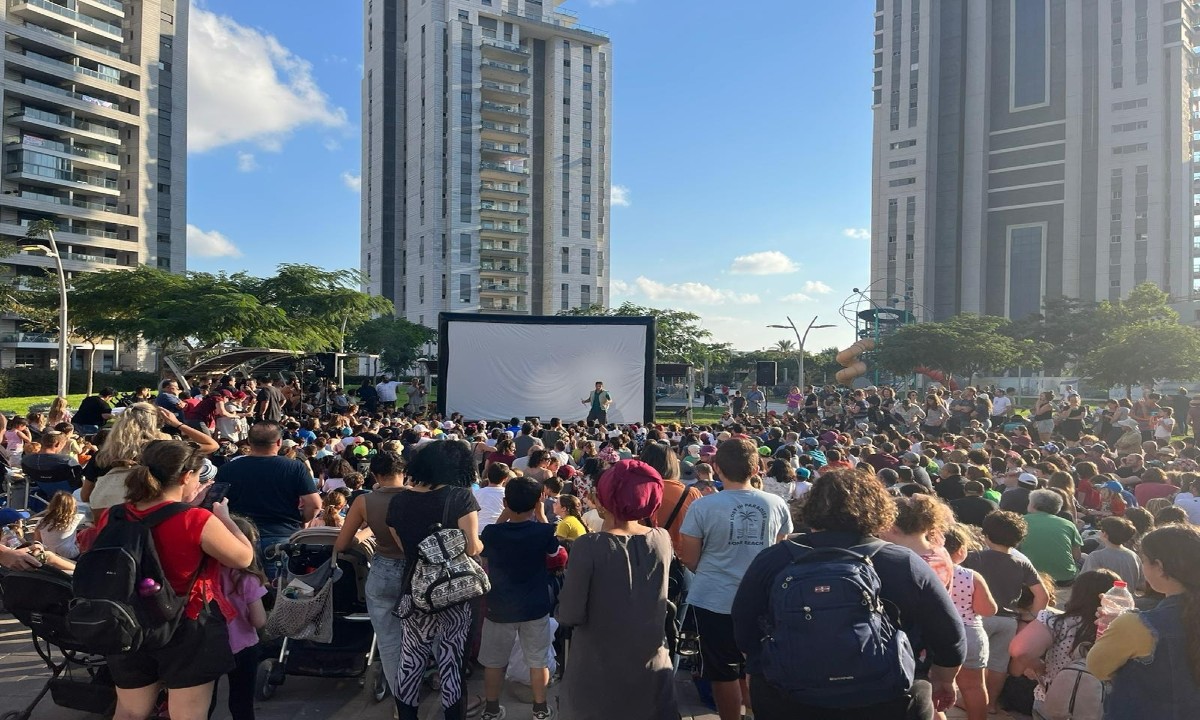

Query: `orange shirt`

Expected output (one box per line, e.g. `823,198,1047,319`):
654,479,700,556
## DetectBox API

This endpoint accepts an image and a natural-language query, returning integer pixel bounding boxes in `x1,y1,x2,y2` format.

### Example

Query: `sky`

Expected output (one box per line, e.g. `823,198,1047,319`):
185,0,876,354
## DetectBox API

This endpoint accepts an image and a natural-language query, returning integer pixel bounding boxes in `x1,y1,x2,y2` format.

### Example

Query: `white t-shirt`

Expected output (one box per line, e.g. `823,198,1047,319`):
375,381,400,402
474,485,506,528
991,396,1012,416
1155,417,1176,440
1175,492,1200,524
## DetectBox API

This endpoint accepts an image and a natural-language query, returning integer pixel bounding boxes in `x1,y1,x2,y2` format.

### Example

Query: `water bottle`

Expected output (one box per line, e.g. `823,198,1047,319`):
1097,580,1136,637
137,577,161,597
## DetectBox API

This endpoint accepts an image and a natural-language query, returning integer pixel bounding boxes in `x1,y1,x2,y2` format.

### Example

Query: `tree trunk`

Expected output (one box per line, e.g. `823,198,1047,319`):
85,340,97,395
1125,384,1133,400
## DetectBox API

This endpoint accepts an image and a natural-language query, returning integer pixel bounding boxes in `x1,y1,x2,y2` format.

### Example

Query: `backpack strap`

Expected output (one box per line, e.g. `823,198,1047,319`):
136,502,193,529
783,538,887,565
661,489,689,533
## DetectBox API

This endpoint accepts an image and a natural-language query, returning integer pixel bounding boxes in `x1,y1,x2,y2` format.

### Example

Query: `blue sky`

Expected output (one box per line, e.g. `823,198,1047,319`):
186,0,874,352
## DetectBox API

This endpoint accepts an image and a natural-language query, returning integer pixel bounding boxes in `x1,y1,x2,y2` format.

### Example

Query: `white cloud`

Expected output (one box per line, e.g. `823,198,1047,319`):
634,277,759,305
323,138,342,152
235,151,258,172
730,250,799,275
187,224,242,258
803,280,833,295
843,228,871,240
781,293,814,303
341,172,362,192
188,8,348,152
610,279,633,295
611,184,631,207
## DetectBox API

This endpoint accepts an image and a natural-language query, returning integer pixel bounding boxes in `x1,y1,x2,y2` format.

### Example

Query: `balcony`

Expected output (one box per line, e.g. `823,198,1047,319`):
16,49,122,85
78,0,124,18
15,78,126,116
6,162,119,194
480,283,527,296
0,332,57,346
481,37,529,60
479,161,529,182
481,120,527,143
480,262,526,276
12,218,118,239
480,140,528,159
480,221,528,238
10,0,123,42
14,188,118,214
479,241,528,258
481,101,528,122
480,182,528,200
480,200,527,220
481,59,529,83
7,107,119,140
20,21,122,59
481,80,527,104
501,9,609,39
6,134,119,167
479,303,529,314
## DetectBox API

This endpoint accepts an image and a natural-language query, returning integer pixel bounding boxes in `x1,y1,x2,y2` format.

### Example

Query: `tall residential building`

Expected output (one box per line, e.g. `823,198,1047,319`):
871,0,1199,322
0,0,188,371
361,0,612,324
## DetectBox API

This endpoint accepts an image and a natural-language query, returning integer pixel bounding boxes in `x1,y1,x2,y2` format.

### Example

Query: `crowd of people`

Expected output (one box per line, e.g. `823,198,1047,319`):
0,376,1199,720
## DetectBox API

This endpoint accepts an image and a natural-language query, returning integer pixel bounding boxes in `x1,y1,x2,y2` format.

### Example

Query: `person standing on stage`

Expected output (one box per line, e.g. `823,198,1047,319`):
582,381,612,425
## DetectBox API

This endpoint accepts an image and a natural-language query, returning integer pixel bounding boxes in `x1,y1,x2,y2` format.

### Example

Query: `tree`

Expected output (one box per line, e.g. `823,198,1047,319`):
246,265,393,352
875,314,1040,383
772,339,796,353
1078,321,1200,396
348,316,436,374
1004,296,1100,374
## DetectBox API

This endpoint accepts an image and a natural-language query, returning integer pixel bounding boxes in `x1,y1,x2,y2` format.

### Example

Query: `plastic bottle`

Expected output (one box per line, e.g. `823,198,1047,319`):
137,577,162,597
1097,580,1136,637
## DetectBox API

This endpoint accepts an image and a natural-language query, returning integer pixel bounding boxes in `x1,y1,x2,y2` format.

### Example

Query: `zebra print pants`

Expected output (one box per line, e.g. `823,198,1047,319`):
393,603,472,720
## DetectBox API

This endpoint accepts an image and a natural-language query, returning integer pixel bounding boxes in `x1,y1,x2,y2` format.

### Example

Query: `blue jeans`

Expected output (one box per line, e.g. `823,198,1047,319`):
366,555,406,696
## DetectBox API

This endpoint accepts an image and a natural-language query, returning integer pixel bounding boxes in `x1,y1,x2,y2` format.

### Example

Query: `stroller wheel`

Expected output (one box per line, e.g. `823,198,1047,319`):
255,660,279,701
368,663,390,702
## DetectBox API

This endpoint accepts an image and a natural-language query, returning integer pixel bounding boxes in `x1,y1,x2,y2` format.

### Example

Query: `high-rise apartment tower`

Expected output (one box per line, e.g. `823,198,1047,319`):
361,0,612,323
0,0,187,371
871,0,1199,321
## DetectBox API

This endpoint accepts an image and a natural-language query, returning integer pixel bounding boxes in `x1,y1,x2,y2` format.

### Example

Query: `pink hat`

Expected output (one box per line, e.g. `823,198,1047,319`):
597,459,664,522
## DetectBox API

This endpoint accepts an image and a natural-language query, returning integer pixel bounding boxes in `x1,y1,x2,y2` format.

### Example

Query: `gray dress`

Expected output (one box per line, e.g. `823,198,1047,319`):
557,527,678,720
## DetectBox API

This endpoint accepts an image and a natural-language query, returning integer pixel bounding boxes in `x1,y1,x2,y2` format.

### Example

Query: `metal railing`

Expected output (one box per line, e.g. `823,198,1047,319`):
21,50,121,84
479,241,528,254
22,78,120,110
1,332,57,343
481,182,528,194
481,141,526,154
482,81,526,94
7,162,117,189
481,101,528,116
10,106,120,137
481,121,526,135
482,60,528,74
24,22,121,58
479,161,529,175
16,218,117,238
482,38,527,54
18,189,117,212
7,134,118,163
13,0,122,36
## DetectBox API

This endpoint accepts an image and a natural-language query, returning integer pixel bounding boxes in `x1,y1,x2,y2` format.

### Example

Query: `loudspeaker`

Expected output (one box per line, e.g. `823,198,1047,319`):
315,353,337,378
756,361,777,386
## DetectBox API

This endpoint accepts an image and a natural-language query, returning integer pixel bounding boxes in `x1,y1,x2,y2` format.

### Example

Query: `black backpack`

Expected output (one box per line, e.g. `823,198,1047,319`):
67,503,202,655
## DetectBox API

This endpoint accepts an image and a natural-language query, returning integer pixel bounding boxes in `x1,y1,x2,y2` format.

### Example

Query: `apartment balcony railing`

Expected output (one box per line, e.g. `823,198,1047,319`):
21,78,119,110
7,162,117,190
481,120,526,136
481,37,528,55
12,0,122,37
481,221,527,235
21,50,121,84
479,161,529,175
24,22,121,58
481,101,528,117
479,241,528,255
480,284,527,294
480,200,526,214
7,134,118,163
15,218,117,238
9,107,119,137
480,141,527,154
82,0,124,14
480,182,528,196
482,60,529,75
480,263,526,274
18,188,116,213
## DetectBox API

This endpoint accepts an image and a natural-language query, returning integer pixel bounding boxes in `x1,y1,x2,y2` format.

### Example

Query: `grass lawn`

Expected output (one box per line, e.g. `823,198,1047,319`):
0,393,88,417
654,407,726,425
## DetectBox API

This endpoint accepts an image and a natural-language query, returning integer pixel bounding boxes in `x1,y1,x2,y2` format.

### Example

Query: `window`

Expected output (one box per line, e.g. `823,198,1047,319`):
561,284,569,311
1008,225,1044,319
561,247,570,273
889,139,917,150
460,233,471,261
460,274,471,302
581,249,591,274
889,158,917,169
1011,0,1049,109
581,285,590,307
419,276,425,303
597,251,603,276
888,178,916,187
458,10,468,20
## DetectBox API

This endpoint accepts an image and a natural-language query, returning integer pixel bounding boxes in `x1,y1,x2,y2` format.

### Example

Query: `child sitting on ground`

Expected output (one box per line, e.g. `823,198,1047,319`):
1079,516,1143,590
34,491,86,559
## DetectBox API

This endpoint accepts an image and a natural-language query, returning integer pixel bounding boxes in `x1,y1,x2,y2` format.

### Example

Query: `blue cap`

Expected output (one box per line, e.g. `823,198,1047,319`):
1103,480,1124,493
0,507,31,525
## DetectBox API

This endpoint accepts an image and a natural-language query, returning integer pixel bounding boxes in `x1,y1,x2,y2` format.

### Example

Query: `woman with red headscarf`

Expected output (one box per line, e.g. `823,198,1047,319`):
556,459,677,720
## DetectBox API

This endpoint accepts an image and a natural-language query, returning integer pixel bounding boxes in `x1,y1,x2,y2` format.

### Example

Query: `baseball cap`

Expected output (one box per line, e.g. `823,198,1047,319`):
1017,472,1039,488
901,452,921,464
1090,443,1110,454
802,437,819,447
1041,442,1060,454
1102,480,1125,493
757,446,772,457
0,507,31,525
280,439,297,450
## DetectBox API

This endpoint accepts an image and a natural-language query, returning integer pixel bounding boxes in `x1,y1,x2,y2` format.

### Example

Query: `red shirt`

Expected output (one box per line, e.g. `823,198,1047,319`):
94,501,232,620
1134,482,1178,508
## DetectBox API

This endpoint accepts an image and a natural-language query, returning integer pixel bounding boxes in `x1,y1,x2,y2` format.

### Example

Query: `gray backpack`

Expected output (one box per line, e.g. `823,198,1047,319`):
1042,644,1105,720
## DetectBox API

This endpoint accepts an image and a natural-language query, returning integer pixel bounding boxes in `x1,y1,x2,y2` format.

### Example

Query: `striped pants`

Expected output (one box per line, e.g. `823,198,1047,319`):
393,603,472,720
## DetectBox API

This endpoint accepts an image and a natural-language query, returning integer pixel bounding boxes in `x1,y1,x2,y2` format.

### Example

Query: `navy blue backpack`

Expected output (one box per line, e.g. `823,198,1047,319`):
758,541,916,709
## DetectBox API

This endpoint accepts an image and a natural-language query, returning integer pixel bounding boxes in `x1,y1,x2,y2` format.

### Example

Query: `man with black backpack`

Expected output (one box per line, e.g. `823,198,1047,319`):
731,468,966,720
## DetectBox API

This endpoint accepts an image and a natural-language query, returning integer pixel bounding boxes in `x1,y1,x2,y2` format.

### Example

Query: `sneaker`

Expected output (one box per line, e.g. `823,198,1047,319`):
480,705,506,720
531,707,554,720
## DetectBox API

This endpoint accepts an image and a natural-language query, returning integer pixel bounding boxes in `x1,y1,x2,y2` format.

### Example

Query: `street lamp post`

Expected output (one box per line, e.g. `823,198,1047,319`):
768,315,835,389
22,227,69,399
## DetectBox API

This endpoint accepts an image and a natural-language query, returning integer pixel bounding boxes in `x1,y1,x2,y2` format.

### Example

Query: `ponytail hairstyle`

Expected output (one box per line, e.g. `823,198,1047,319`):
1140,524,1200,683
41,491,78,532
558,494,586,532
322,488,351,527
125,439,206,504
230,515,270,587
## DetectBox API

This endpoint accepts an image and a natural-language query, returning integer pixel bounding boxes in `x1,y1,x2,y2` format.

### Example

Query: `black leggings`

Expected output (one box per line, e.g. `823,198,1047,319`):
208,646,259,720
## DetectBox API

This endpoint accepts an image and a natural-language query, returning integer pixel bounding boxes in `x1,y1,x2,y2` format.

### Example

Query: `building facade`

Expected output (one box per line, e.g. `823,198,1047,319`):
361,0,611,324
871,0,1198,322
0,0,188,371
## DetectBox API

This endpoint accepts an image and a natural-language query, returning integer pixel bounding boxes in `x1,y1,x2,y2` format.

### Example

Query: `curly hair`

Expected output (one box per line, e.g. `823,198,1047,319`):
801,468,898,536
408,439,478,488
95,402,162,468
892,493,955,538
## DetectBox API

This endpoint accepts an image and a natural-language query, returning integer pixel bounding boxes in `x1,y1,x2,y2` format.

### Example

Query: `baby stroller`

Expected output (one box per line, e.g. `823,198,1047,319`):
256,527,385,702
0,567,115,720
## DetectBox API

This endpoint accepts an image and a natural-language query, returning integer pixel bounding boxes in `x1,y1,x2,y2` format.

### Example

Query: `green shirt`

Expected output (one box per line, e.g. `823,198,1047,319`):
1021,511,1083,583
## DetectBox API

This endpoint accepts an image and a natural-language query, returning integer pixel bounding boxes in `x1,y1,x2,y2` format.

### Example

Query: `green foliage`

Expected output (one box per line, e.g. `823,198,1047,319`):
1075,284,1200,391
347,315,436,374
876,314,1040,381
0,369,159,398
1004,296,1101,374
558,302,730,365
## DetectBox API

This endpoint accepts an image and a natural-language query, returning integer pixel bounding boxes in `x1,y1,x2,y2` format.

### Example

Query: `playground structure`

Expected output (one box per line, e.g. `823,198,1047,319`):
833,285,920,386
835,339,874,385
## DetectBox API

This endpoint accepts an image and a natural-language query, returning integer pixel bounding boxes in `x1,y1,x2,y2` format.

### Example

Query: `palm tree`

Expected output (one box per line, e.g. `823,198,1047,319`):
772,339,796,353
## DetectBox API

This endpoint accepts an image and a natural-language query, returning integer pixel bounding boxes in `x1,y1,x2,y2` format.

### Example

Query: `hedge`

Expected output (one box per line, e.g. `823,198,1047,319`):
0,369,161,398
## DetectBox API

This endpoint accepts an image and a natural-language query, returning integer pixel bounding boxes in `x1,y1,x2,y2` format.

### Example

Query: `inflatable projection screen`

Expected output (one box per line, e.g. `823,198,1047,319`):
437,313,657,424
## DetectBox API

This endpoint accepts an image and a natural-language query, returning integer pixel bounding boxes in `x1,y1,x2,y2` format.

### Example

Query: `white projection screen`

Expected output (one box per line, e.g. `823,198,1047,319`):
437,313,656,424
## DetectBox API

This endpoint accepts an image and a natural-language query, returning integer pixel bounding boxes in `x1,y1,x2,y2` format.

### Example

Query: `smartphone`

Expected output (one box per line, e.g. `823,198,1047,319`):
201,482,231,510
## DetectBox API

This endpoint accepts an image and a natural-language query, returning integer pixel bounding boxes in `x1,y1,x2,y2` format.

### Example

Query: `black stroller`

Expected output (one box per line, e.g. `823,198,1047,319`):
256,527,385,702
0,567,115,720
